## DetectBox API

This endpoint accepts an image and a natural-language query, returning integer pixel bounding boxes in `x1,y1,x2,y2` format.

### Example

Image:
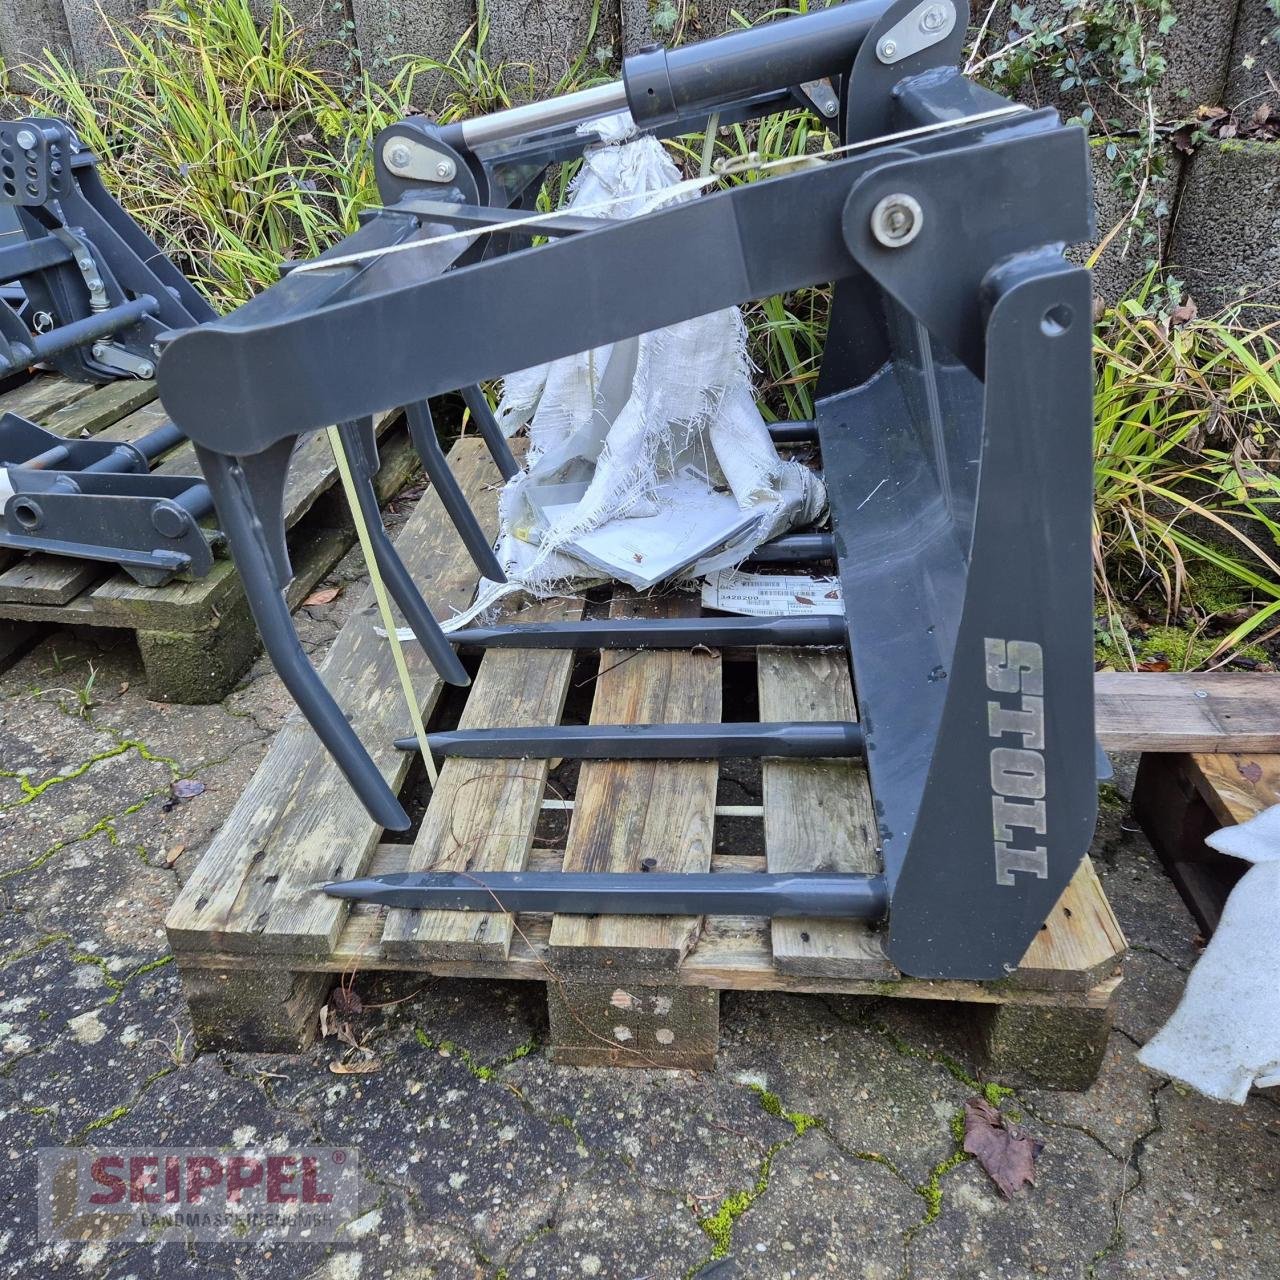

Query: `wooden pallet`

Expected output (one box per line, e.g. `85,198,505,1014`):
167,435,1132,1089
0,371,419,701
1131,750,1270,935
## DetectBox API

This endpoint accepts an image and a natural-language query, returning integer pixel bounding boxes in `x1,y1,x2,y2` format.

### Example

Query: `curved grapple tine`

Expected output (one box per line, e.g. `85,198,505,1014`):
336,418,469,688
460,384,519,480
194,442,411,830
404,400,507,582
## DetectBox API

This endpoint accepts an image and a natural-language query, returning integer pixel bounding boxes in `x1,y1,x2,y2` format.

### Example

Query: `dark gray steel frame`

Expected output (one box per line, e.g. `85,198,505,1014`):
157,0,1099,979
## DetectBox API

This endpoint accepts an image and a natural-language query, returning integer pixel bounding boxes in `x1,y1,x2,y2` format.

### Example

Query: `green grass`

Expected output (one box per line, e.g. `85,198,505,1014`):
1092,274,1280,665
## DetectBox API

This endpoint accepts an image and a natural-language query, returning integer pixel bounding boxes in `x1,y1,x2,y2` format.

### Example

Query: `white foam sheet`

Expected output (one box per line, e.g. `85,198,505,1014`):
1137,803,1280,1104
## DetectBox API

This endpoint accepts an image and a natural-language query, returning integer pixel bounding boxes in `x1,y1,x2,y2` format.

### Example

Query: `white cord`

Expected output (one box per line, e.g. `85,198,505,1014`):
289,105,1029,277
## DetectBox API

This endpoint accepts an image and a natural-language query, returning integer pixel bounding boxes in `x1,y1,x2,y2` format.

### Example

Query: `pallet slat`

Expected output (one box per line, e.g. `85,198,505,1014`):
548,593,720,972
0,375,95,420
1095,671,1280,752
758,646,895,979
165,437,506,958
381,596,584,961
178,841,1120,1008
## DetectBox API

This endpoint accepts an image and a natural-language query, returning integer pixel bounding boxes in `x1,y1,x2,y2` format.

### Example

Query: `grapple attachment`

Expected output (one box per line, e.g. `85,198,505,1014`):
0,117,213,382
157,0,1100,979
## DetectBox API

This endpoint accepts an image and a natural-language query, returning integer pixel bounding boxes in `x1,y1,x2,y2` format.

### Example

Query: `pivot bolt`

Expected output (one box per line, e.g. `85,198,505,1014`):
870,193,924,248
435,159,455,180
387,143,412,170
14,128,36,151
878,38,897,59
137,361,155,379
920,3,949,32
91,341,107,359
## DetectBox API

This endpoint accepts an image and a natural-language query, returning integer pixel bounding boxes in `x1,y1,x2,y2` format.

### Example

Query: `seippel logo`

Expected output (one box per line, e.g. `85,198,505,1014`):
984,638,1049,886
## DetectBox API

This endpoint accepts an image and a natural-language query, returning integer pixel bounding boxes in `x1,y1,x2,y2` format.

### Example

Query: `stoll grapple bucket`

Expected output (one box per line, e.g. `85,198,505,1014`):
156,0,1100,980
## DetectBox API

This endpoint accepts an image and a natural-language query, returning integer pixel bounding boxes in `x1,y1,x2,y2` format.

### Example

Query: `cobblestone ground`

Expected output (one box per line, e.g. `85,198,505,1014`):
1,543,1277,1279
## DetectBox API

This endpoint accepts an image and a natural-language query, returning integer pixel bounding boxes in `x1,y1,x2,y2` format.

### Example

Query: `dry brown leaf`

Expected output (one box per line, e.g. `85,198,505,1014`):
304,586,341,606
329,1058,381,1075
164,843,186,866
331,986,363,1016
963,1096,1043,1198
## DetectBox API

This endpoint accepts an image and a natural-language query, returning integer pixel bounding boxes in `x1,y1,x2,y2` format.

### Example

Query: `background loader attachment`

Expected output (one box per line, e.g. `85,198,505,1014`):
158,0,1100,980
0,117,220,583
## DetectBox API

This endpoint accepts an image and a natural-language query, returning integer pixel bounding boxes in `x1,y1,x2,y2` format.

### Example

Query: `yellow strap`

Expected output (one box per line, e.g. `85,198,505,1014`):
325,426,438,787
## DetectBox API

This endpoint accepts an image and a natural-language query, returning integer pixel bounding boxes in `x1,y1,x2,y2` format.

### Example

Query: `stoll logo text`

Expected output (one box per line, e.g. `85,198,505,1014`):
984,638,1049,887
37,1146,359,1243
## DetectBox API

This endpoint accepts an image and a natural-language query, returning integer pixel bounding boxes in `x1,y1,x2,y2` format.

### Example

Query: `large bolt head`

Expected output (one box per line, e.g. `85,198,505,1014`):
869,193,924,248
14,128,37,151
387,143,412,169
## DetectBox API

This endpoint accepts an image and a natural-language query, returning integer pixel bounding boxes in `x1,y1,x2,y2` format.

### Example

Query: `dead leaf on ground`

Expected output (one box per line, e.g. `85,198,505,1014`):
329,1057,381,1075
163,779,206,811
963,1096,1044,1198
1137,659,1171,672
164,843,186,866
330,986,363,1016
303,586,341,606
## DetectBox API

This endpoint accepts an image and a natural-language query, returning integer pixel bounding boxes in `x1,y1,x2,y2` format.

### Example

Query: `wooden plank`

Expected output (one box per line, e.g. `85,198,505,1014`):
548,592,720,972
164,437,507,958
176,844,1121,1010
0,375,95,421
37,379,156,436
1132,753,1251,936
1012,856,1127,991
1185,751,1280,825
381,595,585,961
757,646,895,979
1095,671,1280,752
0,400,172,605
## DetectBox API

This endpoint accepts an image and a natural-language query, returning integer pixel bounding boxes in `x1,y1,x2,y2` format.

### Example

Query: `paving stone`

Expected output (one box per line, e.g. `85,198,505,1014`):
506,1052,793,1196
1093,1083,1280,1279
287,1036,587,1265
6,961,186,1143
1092,816,1202,971
1022,1033,1162,1159
0,696,177,873
909,1124,1122,1280
718,991,978,1184
1111,947,1189,1048
3,831,174,951
503,1168,707,1278
729,1129,922,1279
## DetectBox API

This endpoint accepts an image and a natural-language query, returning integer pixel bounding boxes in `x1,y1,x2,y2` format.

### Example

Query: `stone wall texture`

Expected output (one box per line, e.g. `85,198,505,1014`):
0,0,1275,305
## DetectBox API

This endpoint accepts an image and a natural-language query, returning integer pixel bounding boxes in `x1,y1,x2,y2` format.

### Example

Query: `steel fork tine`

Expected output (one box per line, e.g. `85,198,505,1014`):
405,400,507,582
337,419,470,688
195,442,410,830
